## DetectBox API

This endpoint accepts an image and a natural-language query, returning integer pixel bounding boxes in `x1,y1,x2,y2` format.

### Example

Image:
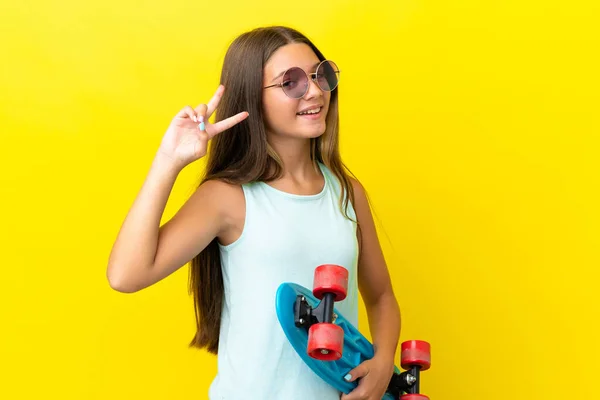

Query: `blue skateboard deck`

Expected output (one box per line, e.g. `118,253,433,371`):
275,282,401,399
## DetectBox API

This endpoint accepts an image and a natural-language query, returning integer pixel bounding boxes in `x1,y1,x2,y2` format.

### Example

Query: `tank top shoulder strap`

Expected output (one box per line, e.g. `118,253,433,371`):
319,162,357,221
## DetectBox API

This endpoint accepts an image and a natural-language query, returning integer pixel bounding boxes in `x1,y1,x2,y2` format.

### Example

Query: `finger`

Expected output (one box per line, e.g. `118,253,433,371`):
340,373,373,400
344,363,370,383
193,84,224,121
195,104,208,130
195,103,208,119
206,84,225,118
206,111,249,139
175,105,197,121
340,366,369,400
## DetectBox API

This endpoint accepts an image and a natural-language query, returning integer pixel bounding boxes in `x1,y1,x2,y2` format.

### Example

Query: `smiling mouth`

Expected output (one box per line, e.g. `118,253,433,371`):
296,107,323,116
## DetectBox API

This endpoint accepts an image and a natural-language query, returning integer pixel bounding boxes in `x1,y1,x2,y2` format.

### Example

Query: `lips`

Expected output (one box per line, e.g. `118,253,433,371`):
297,105,323,115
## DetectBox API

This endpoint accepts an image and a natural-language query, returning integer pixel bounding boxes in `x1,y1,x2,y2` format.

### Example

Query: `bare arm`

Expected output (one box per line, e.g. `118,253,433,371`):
352,178,401,360
106,87,249,293
106,154,226,293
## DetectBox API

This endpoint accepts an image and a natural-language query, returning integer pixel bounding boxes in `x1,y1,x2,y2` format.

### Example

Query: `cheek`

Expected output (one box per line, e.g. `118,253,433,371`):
264,95,298,125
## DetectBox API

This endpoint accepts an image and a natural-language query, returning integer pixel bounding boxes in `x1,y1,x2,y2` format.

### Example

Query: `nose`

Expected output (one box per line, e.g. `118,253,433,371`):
303,75,323,100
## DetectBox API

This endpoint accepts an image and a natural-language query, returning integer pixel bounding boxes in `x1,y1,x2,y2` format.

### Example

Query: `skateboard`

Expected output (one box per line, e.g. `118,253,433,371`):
275,264,431,400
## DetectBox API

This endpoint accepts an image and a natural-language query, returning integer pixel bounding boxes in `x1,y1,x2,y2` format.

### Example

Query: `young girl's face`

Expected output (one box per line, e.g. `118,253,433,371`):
262,43,332,140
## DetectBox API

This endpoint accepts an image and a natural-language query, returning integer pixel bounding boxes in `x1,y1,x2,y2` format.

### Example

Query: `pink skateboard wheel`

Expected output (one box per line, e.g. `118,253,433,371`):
313,264,348,301
307,323,344,361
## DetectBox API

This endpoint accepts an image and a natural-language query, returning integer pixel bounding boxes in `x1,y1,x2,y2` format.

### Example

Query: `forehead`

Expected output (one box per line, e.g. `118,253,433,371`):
264,43,321,77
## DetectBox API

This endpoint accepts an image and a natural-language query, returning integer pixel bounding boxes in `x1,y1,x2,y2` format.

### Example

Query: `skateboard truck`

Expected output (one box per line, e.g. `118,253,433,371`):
387,365,424,398
294,294,337,329
294,264,347,332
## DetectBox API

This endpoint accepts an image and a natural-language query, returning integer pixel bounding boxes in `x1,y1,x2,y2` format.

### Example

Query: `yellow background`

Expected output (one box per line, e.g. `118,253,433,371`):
1,0,598,399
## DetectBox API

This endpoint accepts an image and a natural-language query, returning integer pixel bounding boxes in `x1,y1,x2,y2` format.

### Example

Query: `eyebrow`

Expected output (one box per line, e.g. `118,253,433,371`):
270,61,321,83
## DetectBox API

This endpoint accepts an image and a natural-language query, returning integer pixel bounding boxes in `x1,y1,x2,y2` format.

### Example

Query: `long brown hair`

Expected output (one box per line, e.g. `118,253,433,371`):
188,26,359,354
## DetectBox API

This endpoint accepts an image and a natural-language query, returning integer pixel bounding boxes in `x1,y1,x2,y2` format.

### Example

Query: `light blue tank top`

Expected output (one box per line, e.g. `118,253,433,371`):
208,161,359,399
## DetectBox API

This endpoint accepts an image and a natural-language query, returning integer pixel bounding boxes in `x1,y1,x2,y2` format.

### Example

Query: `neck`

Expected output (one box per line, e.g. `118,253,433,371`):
267,136,319,181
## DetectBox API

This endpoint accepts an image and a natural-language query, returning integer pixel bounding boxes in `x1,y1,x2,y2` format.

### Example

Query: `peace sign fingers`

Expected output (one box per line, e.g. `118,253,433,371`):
195,84,225,121
205,111,250,139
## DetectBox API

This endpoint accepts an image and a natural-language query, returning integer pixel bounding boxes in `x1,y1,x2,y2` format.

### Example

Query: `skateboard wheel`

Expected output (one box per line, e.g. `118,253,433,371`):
400,395,429,400
401,340,431,371
313,264,348,301
307,323,344,361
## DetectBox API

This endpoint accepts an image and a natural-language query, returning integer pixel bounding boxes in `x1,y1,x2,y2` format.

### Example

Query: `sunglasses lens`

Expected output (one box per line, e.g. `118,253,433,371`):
317,61,340,91
282,67,308,98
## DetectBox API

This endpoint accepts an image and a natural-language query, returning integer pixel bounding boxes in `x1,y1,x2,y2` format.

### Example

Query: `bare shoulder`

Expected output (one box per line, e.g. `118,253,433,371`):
349,177,368,209
196,178,244,217
197,178,242,200
349,176,364,194
196,179,245,244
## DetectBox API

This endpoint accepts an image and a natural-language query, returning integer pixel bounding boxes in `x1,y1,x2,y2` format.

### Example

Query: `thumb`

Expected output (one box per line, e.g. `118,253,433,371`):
193,104,208,128
194,103,208,116
344,362,370,383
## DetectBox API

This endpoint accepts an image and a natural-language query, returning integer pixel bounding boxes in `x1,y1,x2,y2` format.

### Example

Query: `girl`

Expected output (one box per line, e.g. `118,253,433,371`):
107,26,401,400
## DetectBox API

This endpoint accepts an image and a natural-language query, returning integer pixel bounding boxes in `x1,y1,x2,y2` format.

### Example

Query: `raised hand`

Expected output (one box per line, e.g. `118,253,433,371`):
157,85,249,171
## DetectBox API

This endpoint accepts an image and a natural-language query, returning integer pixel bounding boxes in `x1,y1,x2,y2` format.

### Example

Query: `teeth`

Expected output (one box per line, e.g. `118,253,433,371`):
298,107,321,115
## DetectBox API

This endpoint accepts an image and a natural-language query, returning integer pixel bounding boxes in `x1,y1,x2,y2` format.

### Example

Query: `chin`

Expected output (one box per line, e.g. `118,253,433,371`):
297,119,327,137
303,126,327,139
271,120,327,140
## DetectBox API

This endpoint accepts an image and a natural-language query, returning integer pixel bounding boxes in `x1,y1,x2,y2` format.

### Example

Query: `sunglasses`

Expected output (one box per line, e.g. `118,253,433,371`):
264,60,340,99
